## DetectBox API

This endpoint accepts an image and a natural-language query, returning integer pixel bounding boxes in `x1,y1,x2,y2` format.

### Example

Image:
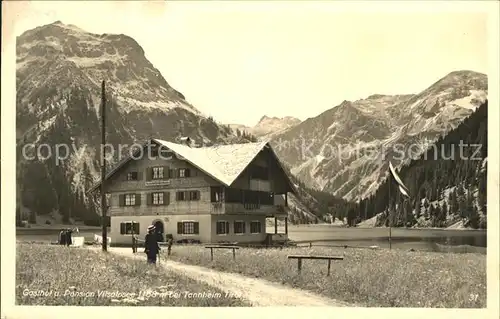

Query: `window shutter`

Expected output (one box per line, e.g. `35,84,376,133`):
134,223,140,235
226,221,230,234
135,194,142,206
147,193,153,206
242,222,246,233
164,192,170,205
162,166,169,179
193,222,199,234
120,223,126,234
185,168,191,177
146,168,153,181
177,222,183,234
119,194,125,207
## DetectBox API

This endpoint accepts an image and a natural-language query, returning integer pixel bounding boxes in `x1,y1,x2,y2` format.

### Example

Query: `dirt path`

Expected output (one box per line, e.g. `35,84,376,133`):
110,247,351,307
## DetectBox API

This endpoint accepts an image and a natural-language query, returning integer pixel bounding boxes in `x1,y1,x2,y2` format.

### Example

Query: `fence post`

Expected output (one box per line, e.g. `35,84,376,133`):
297,258,302,274
232,248,236,260
327,259,331,276
210,247,214,261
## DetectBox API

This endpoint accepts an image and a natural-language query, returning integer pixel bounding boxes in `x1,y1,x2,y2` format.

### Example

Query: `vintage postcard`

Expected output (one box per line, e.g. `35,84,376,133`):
1,1,499,318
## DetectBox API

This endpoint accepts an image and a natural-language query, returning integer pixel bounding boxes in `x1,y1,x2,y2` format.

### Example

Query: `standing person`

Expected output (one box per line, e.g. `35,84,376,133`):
59,229,66,245
144,225,160,264
167,235,173,256
66,228,73,247
132,233,138,253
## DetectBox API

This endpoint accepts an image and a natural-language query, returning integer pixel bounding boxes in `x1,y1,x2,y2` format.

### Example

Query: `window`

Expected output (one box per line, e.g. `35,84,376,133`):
152,167,164,179
119,194,141,207
177,221,199,235
189,190,200,200
148,192,169,206
176,190,200,201
176,191,185,201
216,221,229,235
120,222,140,235
125,194,136,206
211,187,224,202
234,221,246,234
171,168,191,178
250,221,262,234
179,168,186,177
152,192,164,205
126,172,138,181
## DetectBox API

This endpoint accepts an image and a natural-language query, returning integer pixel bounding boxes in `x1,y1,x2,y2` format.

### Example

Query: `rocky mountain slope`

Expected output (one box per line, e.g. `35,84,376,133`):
271,71,488,201
229,115,301,139
16,21,312,224
354,101,488,229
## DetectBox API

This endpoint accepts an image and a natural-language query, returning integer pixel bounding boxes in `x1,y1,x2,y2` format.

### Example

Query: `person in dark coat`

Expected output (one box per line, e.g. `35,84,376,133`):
144,225,160,264
132,234,138,253
59,229,66,245
65,228,73,246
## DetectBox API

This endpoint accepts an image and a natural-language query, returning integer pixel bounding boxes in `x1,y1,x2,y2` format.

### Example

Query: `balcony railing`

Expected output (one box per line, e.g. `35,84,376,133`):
210,202,288,216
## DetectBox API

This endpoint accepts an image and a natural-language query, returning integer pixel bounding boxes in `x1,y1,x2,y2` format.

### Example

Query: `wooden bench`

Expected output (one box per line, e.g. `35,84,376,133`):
287,255,344,276
205,245,240,261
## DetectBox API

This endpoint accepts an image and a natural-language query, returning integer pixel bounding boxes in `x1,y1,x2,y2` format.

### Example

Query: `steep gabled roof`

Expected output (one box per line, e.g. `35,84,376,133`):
87,138,297,195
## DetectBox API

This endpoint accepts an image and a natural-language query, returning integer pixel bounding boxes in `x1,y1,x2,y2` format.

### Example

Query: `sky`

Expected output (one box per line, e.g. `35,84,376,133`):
8,1,490,126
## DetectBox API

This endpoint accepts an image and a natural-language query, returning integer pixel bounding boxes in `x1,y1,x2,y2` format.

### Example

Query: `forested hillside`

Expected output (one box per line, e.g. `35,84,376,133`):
352,101,488,229
281,164,356,224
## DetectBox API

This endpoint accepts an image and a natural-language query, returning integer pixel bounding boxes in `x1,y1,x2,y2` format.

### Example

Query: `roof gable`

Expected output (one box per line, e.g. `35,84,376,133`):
153,139,268,186
88,138,297,195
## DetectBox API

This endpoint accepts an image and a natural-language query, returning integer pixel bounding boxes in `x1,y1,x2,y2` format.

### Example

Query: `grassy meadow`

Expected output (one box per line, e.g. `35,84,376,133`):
16,243,248,306
168,245,487,308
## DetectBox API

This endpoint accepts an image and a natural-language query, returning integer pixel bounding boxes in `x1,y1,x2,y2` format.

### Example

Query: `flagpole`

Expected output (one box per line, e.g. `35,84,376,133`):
389,178,392,250
387,161,412,250
100,80,108,252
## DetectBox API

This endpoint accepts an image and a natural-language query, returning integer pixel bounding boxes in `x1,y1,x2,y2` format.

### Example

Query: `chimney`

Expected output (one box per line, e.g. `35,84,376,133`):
179,136,192,147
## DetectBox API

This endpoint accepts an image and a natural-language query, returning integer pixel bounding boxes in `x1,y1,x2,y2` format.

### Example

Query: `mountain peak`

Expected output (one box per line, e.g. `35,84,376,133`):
444,70,486,77
258,115,273,122
423,69,488,96
17,21,196,114
256,115,301,126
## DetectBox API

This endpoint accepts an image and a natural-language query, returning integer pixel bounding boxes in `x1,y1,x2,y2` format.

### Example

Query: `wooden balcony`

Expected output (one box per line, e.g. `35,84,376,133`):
210,202,288,217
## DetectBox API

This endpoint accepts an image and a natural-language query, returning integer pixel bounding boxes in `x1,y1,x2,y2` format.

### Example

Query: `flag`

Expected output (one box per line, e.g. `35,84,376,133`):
389,161,410,198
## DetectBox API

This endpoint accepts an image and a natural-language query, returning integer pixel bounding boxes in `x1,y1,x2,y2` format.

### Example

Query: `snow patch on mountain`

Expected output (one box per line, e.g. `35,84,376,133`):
272,70,487,201
228,115,301,139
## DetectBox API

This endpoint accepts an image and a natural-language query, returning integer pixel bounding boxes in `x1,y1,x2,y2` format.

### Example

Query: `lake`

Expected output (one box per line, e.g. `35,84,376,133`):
277,225,487,254
16,225,487,254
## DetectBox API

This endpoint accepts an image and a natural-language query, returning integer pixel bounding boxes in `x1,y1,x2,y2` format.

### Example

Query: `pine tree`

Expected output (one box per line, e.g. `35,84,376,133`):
477,169,487,215
469,205,480,229
456,185,467,218
432,204,442,227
